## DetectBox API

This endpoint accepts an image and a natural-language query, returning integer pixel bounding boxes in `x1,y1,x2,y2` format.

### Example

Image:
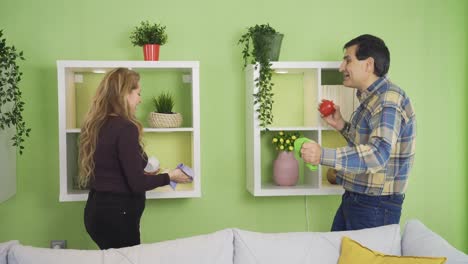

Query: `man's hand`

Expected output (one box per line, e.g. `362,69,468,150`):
319,104,346,131
300,141,322,165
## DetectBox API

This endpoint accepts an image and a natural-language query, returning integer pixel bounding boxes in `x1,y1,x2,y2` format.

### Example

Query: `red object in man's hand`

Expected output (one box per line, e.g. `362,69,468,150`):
319,99,336,117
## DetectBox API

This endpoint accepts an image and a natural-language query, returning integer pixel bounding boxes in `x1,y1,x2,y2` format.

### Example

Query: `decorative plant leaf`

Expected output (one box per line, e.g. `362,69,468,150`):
0,29,30,154
153,92,175,114
238,23,281,128
271,131,301,152
130,21,168,46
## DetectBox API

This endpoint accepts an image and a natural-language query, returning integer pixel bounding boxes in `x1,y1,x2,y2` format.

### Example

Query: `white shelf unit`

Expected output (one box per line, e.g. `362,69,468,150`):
57,60,201,202
245,61,358,196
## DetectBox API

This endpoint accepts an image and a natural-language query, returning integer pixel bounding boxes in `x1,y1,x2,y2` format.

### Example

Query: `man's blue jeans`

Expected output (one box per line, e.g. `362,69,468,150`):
331,190,405,231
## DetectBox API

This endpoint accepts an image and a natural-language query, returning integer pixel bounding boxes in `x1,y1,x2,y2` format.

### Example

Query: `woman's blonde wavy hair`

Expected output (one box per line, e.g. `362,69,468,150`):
78,68,143,189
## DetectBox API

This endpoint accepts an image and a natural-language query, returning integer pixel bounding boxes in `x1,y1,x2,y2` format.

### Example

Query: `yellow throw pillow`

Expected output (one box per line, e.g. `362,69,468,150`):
338,236,447,264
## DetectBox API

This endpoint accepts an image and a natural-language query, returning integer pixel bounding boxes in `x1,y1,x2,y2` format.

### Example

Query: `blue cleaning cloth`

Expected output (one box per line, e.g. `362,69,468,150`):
170,163,194,190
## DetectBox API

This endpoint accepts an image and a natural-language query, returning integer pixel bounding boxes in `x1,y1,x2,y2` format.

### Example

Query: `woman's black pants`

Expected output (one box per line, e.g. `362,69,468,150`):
84,189,145,249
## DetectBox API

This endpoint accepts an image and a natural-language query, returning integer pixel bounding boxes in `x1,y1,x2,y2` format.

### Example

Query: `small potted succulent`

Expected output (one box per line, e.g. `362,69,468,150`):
271,131,300,186
148,92,182,128
238,23,284,128
130,21,168,61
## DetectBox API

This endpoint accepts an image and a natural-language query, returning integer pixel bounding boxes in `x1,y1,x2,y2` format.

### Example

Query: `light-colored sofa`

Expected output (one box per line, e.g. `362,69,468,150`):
1,219,467,264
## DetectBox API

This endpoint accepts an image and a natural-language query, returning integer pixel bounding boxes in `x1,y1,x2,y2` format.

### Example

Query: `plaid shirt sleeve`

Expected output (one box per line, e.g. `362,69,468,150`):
321,105,403,174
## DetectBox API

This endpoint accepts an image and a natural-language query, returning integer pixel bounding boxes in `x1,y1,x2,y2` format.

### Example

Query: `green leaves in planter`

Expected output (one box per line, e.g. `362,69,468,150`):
238,24,283,128
153,92,175,114
0,29,30,155
130,21,168,46
239,24,280,67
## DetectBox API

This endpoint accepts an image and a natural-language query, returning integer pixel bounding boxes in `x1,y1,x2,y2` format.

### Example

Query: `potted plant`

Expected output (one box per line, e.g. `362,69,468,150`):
148,91,182,128
238,23,284,128
0,29,30,155
271,131,299,186
130,21,168,61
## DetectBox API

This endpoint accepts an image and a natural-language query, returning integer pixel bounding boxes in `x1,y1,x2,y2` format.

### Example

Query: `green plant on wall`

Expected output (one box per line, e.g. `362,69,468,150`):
239,24,283,128
153,92,175,113
0,29,30,155
130,21,168,46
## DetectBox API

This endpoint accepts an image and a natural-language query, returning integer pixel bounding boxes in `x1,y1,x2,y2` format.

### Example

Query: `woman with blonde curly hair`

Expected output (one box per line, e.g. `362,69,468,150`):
79,68,190,249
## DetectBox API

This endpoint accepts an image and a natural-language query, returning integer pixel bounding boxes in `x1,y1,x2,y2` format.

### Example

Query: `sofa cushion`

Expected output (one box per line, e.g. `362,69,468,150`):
338,236,446,264
0,240,19,264
402,219,468,264
8,229,233,264
8,245,102,264
233,224,401,264
134,228,233,264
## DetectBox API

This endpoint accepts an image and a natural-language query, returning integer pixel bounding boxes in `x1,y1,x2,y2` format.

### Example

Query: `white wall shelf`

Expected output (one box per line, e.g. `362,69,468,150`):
57,60,201,202
246,61,358,196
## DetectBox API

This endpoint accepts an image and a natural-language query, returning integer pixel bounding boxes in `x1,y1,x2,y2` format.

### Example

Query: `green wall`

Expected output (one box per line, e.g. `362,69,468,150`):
1,0,467,251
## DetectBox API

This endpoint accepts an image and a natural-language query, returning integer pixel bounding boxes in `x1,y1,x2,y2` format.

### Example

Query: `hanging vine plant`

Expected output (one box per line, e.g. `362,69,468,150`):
0,29,30,154
238,23,283,128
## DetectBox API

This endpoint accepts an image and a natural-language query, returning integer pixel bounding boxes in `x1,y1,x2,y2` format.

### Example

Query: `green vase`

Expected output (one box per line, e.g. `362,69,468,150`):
253,33,284,61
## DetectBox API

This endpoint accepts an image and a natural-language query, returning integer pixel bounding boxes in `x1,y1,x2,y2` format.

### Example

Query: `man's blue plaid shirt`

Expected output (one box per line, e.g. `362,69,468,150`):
321,77,416,195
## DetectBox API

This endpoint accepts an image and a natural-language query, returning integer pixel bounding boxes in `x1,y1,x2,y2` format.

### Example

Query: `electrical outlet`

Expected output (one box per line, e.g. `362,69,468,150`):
74,74,83,83
182,74,192,83
50,240,67,249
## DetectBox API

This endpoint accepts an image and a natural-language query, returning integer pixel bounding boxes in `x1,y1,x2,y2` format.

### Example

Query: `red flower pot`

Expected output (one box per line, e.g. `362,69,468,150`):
143,44,160,61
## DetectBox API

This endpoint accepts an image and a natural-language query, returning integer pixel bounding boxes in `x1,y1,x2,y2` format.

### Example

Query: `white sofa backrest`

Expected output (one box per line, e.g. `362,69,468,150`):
0,241,19,264
4,220,467,264
8,245,102,264
402,219,468,264
7,229,234,264
135,228,233,264
233,224,401,264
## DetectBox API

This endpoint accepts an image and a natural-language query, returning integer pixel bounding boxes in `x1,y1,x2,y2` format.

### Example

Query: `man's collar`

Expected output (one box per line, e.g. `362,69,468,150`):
356,77,387,102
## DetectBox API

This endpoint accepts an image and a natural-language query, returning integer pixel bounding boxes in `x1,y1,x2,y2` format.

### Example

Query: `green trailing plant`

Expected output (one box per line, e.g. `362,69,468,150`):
0,29,30,155
153,92,175,114
239,23,282,128
130,21,168,46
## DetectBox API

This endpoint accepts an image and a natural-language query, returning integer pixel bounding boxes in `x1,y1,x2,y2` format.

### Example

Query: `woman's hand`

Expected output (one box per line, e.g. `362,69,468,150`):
168,168,192,183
